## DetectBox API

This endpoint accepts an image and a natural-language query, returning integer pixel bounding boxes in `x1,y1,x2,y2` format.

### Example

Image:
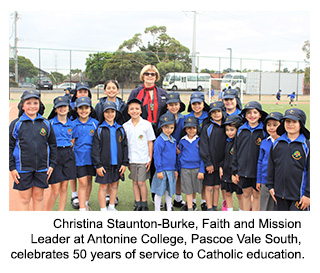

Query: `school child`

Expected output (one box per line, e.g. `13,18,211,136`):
178,116,205,211
69,82,94,209
9,90,57,211
288,92,296,106
257,112,283,211
266,108,310,211
46,96,76,211
151,112,178,211
199,101,226,211
165,92,186,208
91,101,128,211
220,115,244,211
185,92,209,129
95,80,127,124
231,101,268,211
185,92,209,210
123,98,156,211
222,89,242,116
73,97,99,211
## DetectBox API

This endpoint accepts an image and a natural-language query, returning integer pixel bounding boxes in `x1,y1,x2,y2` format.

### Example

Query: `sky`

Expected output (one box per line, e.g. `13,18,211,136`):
6,1,312,74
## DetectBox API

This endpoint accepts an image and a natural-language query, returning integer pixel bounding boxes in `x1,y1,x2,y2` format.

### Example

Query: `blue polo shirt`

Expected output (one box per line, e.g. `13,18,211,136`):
103,121,118,165
73,117,99,166
50,116,75,147
227,108,241,116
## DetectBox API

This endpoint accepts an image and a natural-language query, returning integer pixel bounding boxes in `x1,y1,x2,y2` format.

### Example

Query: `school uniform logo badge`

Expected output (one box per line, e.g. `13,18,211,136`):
255,137,262,145
138,134,144,141
67,128,72,135
292,150,302,160
89,129,94,136
40,128,47,136
230,147,234,155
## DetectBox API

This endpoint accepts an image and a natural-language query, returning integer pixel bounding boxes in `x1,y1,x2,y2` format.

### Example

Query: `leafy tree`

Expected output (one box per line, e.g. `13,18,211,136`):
84,26,191,86
118,26,191,82
85,52,114,86
49,71,66,85
9,55,38,82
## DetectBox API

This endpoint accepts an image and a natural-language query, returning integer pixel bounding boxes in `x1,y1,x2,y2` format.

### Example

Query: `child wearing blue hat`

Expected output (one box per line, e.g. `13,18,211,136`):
267,108,310,211
9,90,57,210
178,116,205,211
46,96,76,211
220,115,243,211
185,92,209,209
200,101,226,211
231,101,267,211
151,112,178,211
69,82,97,208
257,112,283,211
165,92,186,208
92,101,128,211
73,97,99,211
185,92,209,129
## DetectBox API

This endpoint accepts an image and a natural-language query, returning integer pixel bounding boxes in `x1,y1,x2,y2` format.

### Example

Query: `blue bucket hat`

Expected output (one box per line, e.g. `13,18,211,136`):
103,101,117,112
159,112,175,127
277,108,309,139
241,101,268,121
190,92,205,104
263,112,283,133
21,90,40,100
76,81,90,91
75,97,91,108
223,89,238,100
208,101,224,114
223,115,243,127
53,96,70,108
187,92,210,112
183,116,199,129
166,92,186,112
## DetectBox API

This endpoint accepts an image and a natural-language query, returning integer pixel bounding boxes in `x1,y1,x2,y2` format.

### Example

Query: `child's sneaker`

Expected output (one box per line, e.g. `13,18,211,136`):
192,202,198,211
173,199,185,208
71,196,79,209
221,200,228,211
108,206,118,211
201,202,207,211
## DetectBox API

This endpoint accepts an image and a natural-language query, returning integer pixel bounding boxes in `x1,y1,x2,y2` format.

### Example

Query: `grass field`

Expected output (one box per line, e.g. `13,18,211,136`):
13,97,310,211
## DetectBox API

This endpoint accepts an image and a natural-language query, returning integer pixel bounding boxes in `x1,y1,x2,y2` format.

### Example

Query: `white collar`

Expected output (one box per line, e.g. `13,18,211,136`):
181,134,199,143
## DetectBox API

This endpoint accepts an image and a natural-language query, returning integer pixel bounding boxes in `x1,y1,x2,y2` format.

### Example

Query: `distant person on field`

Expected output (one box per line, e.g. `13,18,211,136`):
288,92,296,106
276,89,281,105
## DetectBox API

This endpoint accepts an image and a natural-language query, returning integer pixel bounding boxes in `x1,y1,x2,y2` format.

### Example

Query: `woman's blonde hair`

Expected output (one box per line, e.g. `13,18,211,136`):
139,65,160,82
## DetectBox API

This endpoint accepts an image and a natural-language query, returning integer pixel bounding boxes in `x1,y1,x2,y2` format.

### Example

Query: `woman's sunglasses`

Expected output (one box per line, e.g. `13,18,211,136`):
144,72,157,77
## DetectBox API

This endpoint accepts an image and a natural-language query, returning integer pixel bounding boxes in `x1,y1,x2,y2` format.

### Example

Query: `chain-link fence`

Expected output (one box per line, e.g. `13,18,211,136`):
9,46,309,101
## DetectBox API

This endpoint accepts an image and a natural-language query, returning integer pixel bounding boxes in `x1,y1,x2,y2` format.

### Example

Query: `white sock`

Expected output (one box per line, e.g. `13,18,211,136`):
109,204,115,210
165,191,172,211
72,192,78,198
79,208,86,211
154,195,162,211
239,208,243,211
100,207,107,211
175,194,182,202
85,201,89,206
227,207,234,211
201,199,206,204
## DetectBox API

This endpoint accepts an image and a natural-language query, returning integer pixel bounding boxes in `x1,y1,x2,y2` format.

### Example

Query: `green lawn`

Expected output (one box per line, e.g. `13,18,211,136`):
44,101,309,211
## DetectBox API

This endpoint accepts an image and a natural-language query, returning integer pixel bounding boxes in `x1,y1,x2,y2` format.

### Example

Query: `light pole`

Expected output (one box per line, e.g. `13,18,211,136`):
227,48,232,72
